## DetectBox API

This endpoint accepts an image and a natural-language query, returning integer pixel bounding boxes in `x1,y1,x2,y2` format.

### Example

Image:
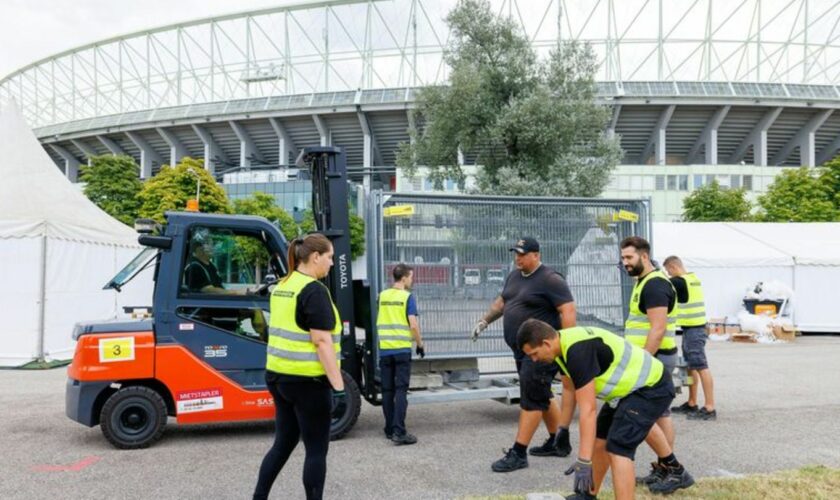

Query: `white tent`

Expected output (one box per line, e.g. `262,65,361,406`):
0,102,152,367
653,222,840,332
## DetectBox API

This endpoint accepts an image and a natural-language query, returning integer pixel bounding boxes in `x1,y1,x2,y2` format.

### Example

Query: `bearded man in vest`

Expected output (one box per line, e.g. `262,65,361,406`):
663,255,716,421
377,263,425,445
517,320,694,499
619,236,682,486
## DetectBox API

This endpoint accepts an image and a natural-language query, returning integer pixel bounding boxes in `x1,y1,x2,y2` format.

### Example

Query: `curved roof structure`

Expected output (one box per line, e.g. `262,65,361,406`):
3,0,840,180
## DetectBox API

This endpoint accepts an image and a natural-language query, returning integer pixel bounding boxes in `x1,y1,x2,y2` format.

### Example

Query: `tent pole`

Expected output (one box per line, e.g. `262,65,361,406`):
36,235,47,362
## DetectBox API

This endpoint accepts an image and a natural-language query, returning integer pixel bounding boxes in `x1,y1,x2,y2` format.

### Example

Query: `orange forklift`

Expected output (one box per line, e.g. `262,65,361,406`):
66,147,369,448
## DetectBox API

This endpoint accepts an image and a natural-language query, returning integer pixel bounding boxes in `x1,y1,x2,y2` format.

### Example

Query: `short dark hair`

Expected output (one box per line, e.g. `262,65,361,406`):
662,255,683,267
516,319,558,352
620,236,651,255
393,263,413,282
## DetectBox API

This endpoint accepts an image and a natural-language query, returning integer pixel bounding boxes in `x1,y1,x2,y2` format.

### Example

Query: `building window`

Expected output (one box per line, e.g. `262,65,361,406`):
706,174,715,186
667,175,677,190
731,174,741,189
743,175,753,191
655,175,665,190
679,175,688,191
693,174,704,189
410,177,422,191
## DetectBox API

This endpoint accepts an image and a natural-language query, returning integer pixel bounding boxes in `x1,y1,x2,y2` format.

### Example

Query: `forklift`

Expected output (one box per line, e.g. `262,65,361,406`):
66,147,374,448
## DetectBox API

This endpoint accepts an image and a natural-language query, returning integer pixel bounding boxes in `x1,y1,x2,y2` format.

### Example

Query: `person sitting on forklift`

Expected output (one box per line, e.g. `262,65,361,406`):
253,233,346,500
377,263,425,445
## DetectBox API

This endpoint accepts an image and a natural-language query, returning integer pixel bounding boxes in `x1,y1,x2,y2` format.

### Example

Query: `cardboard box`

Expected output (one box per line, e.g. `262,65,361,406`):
731,332,757,343
706,317,726,335
724,324,741,334
772,324,797,342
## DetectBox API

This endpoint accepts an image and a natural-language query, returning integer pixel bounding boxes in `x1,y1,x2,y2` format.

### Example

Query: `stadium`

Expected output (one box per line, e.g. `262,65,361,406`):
3,0,840,220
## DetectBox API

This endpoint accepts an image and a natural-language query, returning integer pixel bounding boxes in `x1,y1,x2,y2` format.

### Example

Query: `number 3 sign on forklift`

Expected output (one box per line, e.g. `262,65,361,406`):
66,147,369,449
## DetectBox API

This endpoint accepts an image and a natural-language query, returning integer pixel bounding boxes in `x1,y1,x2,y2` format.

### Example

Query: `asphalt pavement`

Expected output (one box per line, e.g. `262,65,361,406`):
2,336,840,499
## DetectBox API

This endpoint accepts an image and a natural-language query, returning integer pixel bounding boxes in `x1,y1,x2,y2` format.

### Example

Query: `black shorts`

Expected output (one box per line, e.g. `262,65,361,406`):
595,374,675,460
517,357,559,411
681,326,709,370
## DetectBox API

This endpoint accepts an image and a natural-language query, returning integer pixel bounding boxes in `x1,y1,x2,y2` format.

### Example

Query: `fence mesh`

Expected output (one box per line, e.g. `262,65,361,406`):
366,192,651,374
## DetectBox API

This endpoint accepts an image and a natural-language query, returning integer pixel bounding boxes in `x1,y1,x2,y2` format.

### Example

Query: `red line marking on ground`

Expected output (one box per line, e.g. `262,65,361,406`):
32,456,101,472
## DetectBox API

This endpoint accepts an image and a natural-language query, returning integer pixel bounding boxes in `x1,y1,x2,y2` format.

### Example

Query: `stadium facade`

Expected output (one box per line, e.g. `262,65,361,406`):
3,0,840,220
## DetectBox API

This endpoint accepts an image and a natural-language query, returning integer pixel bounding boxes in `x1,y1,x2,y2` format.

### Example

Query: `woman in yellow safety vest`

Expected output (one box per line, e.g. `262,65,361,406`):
253,233,344,500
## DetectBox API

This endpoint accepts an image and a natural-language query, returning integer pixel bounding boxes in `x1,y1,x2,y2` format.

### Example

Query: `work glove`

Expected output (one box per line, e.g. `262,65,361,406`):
331,389,347,418
416,344,426,359
564,458,594,495
471,320,488,342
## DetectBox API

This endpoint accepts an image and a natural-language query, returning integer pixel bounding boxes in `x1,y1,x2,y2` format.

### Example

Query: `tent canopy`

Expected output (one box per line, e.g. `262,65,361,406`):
653,222,793,268
0,101,137,246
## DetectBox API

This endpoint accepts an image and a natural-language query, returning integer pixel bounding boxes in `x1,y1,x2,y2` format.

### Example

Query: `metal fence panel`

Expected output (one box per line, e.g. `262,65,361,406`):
366,192,651,374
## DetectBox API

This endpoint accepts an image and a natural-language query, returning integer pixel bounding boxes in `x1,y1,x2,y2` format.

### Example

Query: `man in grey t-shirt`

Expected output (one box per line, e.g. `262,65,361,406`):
472,237,578,473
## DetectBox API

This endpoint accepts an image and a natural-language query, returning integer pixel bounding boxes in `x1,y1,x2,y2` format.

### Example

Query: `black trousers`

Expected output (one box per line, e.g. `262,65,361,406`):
379,352,412,436
253,376,332,500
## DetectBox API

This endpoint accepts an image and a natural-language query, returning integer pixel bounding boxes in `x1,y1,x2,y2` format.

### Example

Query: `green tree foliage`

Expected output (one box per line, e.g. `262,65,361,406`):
397,0,621,197
682,181,753,222
80,155,142,225
231,192,298,281
819,156,840,211
298,209,366,260
136,158,230,223
757,167,838,222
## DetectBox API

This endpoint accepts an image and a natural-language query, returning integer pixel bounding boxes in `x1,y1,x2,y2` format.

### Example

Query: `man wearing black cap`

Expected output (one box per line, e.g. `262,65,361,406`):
472,237,578,472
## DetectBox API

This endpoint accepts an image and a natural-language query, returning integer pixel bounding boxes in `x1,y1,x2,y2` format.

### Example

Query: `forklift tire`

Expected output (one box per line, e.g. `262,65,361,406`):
100,386,167,450
330,370,361,441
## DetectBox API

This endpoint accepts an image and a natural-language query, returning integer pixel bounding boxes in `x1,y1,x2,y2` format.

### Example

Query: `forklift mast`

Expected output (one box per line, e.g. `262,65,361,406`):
295,147,360,381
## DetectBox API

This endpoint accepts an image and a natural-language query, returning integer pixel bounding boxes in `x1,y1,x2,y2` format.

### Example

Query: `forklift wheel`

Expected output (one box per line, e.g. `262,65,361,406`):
330,370,361,441
100,386,167,449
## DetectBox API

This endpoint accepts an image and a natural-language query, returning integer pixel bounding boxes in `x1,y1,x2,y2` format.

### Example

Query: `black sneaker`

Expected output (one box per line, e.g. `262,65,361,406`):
491,448,528,472
564,492,597,500
648,467,695,494
529,435,571,457
687,408,717,421
391,433,418,445
671,402,698,414
636,462,667,485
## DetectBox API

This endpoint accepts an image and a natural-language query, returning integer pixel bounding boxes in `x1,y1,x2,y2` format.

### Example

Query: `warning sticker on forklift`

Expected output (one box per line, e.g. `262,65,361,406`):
176,388,224,414
99,337,135,363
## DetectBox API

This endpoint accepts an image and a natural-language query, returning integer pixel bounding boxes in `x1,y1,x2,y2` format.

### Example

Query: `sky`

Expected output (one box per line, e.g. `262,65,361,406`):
0,0,287,78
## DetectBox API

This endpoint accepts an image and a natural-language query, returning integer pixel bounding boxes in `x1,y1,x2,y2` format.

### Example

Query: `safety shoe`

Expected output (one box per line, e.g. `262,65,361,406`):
491,448,528,472
648,466,695,494
564,492,597,500
391,433,417,445
529,435,572,457
687,408,717,421
671,402,698,414
636,462,667,485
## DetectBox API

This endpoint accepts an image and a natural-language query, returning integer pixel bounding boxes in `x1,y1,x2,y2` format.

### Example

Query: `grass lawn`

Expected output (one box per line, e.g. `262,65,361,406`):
465,465,840,500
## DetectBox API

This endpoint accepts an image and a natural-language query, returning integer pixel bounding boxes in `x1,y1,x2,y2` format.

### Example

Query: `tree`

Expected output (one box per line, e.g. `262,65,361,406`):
757,167,838,222
136,158,230,223
298,209,366,260
80,155,142,225
231,192,299,281
397,0,621,197
819,155,840,211
682,181,752,221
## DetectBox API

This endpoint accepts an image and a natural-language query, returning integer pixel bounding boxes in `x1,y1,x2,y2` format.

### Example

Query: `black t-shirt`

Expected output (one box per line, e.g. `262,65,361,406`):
560,337,614,390
670,276,689,303
295,281,337,332
501,265,574,358
185,259,223,291
638,273,677,355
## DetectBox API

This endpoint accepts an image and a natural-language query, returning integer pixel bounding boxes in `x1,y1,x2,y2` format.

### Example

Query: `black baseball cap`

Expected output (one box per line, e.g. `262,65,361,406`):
510,237,540,254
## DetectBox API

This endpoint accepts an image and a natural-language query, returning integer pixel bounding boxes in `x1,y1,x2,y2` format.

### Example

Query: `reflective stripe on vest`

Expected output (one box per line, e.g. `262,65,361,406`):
267,271,341,377
555,326,664,402
377,288,413,352
624,269,678,350
676,272,706,327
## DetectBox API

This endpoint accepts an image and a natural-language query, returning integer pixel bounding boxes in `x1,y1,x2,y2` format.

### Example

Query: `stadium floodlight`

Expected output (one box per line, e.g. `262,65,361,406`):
240,63,285,83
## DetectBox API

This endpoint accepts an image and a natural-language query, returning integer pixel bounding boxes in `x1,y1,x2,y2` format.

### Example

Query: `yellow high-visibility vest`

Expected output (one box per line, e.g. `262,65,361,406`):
676,272,706,327
267,271,341,377
624,270,677,350
555,326,664,402
377,288,413,352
